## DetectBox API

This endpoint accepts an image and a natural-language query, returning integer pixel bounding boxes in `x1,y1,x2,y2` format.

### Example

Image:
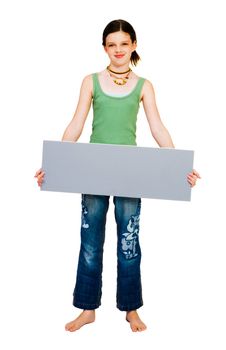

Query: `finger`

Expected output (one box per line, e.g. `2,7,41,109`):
187,178,195,187
37,176,44,184
190,175,198,181
37,174,45,185
37,172,45,179
187,175,195,180
187,179,192,186
37,177,42,185
34,169,43,177
38,179,43,187
192,169,201,178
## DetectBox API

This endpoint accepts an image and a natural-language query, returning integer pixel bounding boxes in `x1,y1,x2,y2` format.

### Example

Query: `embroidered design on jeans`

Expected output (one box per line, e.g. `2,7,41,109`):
121,214,140,259
81,203,89,229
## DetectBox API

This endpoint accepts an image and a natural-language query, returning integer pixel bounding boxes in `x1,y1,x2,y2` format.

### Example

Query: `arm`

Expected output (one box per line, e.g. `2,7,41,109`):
35,75,93,187
141,80,175,148
141,80,201,187
61,74,93,142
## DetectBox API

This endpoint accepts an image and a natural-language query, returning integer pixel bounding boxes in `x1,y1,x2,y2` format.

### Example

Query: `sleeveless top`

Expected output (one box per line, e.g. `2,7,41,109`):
89,73,145,146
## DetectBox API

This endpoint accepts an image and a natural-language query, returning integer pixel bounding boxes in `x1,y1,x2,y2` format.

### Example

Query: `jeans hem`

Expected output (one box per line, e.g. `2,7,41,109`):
73,301,101,310
117,301,143,311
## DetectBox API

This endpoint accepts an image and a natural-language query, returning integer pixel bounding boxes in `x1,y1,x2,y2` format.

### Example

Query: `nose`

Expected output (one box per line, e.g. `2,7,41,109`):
115,45,122,53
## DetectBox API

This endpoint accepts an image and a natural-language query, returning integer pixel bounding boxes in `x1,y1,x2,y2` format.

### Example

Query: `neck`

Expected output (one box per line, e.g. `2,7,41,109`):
108,63,131,73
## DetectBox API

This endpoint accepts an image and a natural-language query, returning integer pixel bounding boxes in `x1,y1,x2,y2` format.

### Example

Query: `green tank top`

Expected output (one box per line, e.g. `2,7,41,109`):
89,73,145,146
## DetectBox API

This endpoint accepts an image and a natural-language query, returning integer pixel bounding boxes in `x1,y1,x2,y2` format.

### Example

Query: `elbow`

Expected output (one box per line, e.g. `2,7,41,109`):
62,124,83,142
150,125,165,139
150,125,175,148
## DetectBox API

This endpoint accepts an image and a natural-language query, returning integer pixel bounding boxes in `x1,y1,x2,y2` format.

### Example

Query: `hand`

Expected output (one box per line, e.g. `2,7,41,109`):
187,169,201,187
34,168,45,187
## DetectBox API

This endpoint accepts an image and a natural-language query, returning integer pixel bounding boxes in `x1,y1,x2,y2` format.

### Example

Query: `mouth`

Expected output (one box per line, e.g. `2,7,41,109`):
115,54,125,59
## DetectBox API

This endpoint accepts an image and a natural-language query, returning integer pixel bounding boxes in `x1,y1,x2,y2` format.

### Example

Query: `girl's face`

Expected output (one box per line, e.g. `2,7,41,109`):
104,31,137,67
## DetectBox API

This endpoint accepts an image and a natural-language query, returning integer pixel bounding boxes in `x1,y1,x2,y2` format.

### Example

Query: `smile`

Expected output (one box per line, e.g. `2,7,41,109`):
115,54,125,58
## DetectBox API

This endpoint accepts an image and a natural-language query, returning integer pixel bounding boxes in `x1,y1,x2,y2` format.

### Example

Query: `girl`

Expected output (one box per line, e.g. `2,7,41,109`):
35,19,201,332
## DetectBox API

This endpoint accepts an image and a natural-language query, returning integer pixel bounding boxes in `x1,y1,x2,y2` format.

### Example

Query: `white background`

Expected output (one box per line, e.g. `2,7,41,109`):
0,0,225,349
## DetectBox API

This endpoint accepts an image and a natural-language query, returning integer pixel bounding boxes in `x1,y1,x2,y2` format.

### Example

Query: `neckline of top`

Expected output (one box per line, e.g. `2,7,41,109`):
94,73,143,99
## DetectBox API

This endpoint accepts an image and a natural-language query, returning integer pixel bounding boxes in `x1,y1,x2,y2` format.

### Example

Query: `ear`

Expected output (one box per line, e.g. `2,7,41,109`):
103,45,108,53
132,40,137,52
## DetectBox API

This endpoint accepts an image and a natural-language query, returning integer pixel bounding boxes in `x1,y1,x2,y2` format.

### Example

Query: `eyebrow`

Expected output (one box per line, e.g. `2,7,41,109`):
107,41,130,44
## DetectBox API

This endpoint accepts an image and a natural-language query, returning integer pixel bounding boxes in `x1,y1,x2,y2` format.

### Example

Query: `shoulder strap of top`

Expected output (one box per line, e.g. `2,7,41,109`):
136,77,145,91
92,73,100,97
133,77,145,99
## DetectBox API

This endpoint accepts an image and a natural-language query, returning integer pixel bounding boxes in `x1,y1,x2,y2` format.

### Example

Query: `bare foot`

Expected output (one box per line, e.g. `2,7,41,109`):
126,310,147,332
65,310,95,332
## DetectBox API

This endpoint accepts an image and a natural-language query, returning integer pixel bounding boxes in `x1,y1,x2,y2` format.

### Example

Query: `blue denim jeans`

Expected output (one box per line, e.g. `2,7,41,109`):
73,194,143,311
